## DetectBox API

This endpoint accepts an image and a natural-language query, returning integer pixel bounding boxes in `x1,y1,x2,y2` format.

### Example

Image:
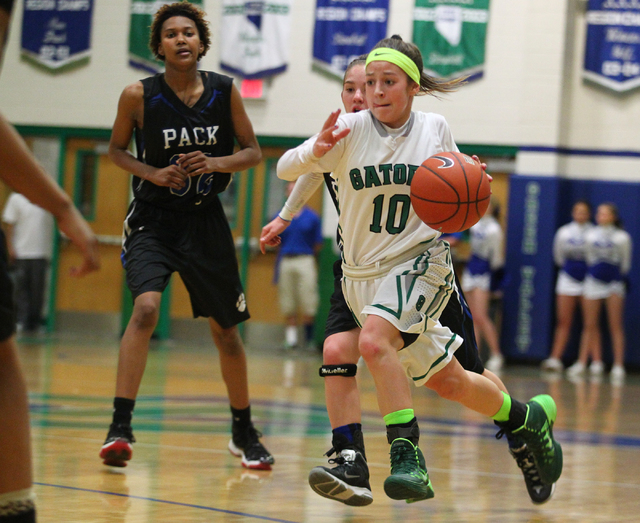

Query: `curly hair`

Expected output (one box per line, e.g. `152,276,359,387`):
149,1,211,62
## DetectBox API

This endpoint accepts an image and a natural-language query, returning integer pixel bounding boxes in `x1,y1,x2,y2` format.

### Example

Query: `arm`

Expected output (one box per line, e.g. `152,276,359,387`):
178,83,261,175
259,173,325,254
0,113,99,276
108,82,189,190
620,232,632,276
277,110,350,181
552,229,564,267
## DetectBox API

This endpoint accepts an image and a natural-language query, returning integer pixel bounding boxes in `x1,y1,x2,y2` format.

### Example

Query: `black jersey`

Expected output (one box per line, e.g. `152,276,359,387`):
133,71,235,210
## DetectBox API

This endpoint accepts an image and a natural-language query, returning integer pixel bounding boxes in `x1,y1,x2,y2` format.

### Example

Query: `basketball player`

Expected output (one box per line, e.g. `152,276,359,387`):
0,3,100,522
569,202,631,381
461,198,505,372
277,35,563,503
100,2,273,470
542,200,593,373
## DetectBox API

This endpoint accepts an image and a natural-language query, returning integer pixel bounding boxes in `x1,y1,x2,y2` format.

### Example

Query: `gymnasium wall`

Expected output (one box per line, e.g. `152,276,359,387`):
0,0,638,167
502,176,640,367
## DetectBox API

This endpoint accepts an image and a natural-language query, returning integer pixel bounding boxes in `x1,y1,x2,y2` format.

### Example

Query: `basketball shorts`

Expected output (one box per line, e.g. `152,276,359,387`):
278,255,319,317
324,259,359,339
555,271,584,297
461,270,491,292
0,229,16,342
343,241,462,386
121,199,250,328
583,275,625,300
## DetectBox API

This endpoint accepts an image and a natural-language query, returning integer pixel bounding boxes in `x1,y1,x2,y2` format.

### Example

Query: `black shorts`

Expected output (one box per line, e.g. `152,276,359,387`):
122,199,250,328
441,276,485,375
0,229,16,342
324,259,359,339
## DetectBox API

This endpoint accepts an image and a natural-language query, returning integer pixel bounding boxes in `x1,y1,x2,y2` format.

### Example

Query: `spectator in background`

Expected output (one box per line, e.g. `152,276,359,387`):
274,181,323,350
2,192,54,334
567,202,632,382
541,200,592,372
461,198,505,372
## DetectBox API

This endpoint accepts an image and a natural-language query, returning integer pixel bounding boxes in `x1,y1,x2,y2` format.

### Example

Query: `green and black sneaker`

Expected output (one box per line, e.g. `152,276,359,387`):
383,438,434,503
512,395,563,485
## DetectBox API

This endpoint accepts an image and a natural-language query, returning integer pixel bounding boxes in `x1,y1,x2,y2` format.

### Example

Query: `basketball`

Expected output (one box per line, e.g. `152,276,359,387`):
410,151,491,233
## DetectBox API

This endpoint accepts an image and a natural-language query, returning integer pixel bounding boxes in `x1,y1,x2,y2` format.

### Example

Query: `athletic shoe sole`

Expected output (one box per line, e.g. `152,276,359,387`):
228,439,273,471
100,439,132,467
383,475,435,502
308,467,373,506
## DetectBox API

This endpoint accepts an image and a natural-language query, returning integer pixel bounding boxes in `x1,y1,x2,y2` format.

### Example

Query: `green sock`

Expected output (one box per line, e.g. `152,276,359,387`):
384,408,415,426
491,391,512,423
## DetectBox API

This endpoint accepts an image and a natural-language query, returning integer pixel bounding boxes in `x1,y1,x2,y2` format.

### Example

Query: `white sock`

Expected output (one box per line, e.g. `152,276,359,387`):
285,326,298,346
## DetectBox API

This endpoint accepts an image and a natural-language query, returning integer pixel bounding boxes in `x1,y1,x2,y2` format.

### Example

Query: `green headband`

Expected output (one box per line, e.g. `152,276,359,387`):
366,48,421,84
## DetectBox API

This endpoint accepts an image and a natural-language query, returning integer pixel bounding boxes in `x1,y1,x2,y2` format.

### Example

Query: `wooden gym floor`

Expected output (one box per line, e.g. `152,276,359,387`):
15,331,640,522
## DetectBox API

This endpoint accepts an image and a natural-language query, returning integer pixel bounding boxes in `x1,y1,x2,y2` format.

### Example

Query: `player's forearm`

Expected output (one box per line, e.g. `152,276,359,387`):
211,144,261,173
277,137,324,181
279,173,325,220
108,145,156,180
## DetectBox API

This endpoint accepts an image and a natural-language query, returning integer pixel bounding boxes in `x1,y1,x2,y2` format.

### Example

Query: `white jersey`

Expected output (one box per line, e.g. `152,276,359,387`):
584,224,632,282
467,214,503,274
278,110,457,269
553,221,592,272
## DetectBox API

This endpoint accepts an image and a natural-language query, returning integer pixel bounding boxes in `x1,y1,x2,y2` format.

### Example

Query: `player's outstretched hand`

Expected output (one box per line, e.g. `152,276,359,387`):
312,109,351,158
56,206,100,277
148,164,188,189
177,151,215,176
259,216,291,254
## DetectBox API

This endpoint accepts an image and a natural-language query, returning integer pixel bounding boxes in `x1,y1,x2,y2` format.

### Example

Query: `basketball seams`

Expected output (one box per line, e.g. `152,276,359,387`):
453,153,471,230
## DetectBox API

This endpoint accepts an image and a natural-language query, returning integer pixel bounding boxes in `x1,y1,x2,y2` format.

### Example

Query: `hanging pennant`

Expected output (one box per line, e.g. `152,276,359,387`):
312,0,389,80
220,1,292,79
584,0,640,93
21,0,94,71
128,0,203,74
412,0,490,82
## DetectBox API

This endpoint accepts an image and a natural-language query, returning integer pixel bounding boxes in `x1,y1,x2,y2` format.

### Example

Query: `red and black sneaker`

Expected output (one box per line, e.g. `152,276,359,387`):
228,424,274,470
100,423,135,467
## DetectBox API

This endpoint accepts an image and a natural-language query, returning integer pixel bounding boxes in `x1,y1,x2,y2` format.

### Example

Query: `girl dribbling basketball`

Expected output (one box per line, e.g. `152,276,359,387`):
277,35,564,502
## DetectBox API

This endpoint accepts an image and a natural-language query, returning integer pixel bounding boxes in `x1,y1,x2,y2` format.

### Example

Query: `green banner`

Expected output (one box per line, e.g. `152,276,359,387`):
412,0,490,81
129,0,203,74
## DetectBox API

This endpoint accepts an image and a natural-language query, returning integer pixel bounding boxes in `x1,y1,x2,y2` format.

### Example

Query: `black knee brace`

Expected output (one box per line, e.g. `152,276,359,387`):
319,364,358,378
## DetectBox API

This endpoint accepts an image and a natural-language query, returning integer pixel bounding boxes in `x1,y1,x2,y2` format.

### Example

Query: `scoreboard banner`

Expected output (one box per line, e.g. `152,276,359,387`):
312,0,389,80
584,0,640,92
128,0,203,74
412,0,490,82
220,0,292,79
21,0,94,71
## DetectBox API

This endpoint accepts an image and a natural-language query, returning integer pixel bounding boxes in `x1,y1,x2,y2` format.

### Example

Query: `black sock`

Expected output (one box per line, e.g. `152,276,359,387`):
112,397,135,426
386,417,420,446
231,405,251,428
498,399,528,432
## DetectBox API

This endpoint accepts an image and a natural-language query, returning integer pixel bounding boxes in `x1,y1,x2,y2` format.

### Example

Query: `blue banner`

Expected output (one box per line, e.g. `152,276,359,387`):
312,0,389,79
21,0,94,71
584,0,640,92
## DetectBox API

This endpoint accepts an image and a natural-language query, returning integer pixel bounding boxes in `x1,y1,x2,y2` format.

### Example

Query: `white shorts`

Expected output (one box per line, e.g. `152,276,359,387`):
555,271,584,297
583,275,625,300
342,241,462,386
461,270,490,292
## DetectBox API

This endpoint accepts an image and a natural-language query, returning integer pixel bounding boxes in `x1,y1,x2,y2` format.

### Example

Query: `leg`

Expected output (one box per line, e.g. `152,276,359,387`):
209,318,274,470
309,328,372,506
606,294,626,370
548,294,578,360
569,297,601,375
101,291,161,467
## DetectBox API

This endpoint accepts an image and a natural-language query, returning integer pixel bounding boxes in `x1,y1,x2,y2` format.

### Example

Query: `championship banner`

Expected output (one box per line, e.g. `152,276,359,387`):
313,0,389,80
412,0,490,82
584,0,640,92
21,0,94,71
220,1,292,79
128,0,203,74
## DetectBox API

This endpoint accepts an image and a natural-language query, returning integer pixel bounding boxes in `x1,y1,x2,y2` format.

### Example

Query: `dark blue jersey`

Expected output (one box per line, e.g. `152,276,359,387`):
133,71,235,210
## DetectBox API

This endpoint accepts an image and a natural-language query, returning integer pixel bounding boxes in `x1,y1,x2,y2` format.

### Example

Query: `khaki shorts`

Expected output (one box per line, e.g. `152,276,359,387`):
278,255,319,317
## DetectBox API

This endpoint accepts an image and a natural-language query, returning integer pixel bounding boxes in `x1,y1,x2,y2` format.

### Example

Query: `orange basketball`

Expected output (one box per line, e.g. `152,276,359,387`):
410,151,491,233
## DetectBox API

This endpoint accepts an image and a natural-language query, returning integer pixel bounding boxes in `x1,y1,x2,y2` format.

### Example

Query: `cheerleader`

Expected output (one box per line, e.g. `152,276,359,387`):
566,203,632,380
541,200,592,372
